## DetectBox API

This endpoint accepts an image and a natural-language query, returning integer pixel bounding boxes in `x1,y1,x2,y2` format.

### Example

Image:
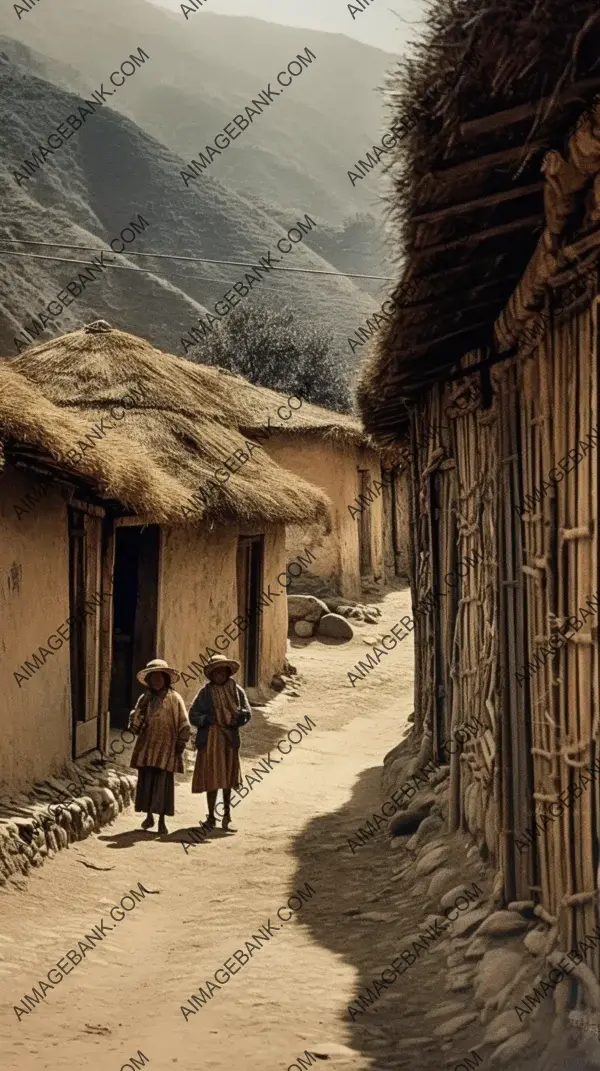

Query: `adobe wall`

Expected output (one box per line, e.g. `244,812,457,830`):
263,435,383,600
0,466,71,794
158,522,287,702
157,523,239,705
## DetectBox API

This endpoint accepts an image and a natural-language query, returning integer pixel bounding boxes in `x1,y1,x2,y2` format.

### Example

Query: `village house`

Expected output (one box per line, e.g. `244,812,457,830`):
358,0,600,1007
168,362,409,598
2,320,330,798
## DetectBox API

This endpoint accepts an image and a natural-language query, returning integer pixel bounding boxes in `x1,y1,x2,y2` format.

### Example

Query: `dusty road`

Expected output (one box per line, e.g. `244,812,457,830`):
0,587,415,1071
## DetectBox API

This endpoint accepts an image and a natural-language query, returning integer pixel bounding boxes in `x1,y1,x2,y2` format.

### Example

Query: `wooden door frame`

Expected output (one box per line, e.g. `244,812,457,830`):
68,502,108,758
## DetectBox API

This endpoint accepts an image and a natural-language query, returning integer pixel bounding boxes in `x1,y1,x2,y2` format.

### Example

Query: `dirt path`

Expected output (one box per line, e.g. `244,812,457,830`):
0,587,416,1071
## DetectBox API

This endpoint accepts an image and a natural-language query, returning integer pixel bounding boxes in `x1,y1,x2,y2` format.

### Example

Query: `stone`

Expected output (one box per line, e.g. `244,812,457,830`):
316,613,354,640
507,900,535,916
489,1032,532,1066
416,814,443,840
415,845,450,876
363,613,378,624
447,972,474,993
482,1009,520,1046
450,906,490,938
464,936,489,961
446,952,465,968
294,620,314,638
432,1012,478,1038
477,911,529,937
523,927,549,957
424,1001,468,1020
270,675,286,691
440,884,477,911
427,867,460,901
475,949,523,1004
287,594,329,623
389,803,433,837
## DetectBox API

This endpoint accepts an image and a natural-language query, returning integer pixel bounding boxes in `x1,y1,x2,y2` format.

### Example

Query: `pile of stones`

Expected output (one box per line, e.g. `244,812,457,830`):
324,596,382,625
0,759,136,886
288,594,356,641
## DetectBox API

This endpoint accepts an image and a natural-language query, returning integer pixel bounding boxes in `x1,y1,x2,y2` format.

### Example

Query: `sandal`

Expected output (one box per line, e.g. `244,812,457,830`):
204,814,216,830
222,814,236,832
141,815,155,830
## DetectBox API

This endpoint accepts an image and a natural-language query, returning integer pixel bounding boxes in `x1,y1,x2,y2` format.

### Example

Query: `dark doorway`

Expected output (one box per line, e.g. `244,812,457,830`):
237,536,263,688
358,469,372,575
109,526,160,728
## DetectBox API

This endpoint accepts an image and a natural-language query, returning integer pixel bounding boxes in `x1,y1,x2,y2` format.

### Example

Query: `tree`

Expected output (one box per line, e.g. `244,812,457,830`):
190,301,353,412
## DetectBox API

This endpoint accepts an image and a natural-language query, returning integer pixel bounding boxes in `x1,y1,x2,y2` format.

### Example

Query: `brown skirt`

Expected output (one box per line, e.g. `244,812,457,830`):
192,726,241,793
135,767,175,815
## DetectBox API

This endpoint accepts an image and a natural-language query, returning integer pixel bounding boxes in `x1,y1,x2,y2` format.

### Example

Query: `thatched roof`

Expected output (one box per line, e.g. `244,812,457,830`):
8,322,331,529
0,363,186,519
358,0,600,442
181,365,368,448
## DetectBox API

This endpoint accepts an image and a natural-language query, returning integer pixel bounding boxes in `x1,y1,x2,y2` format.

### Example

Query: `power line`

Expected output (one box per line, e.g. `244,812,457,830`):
0,241,395,281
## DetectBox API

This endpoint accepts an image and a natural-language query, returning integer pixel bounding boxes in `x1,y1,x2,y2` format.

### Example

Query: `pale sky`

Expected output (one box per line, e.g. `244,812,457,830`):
151,0,424,54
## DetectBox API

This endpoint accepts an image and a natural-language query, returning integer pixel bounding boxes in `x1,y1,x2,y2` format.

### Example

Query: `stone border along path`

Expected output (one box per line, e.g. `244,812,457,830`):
0,759,136,886
361,734,597,1071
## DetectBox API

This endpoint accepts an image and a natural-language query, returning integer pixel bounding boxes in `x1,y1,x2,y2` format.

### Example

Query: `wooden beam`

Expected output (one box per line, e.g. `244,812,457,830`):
411,215,542,260
412,182,543,226
402,320,490,357
412,253,514,287
427,141,548,184
399,274,522,312
460,77,600,139
405,297,502,329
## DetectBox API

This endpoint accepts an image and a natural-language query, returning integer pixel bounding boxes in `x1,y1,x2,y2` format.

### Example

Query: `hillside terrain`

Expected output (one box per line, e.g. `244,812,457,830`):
0,3,397,369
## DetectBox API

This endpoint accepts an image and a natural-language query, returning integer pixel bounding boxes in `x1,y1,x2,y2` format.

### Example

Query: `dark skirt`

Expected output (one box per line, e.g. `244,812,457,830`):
135,766,175,816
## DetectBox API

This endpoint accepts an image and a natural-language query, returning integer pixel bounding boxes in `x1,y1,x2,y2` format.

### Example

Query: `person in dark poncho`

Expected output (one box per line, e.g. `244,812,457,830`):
189,654,252,832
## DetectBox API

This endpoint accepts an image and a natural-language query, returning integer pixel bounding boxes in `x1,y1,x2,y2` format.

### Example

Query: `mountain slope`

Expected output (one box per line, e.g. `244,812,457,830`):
0,56,376,361
0,1,396,236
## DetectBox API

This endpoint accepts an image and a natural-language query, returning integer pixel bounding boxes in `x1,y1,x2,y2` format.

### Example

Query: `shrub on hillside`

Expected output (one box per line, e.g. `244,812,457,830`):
191,301,353,413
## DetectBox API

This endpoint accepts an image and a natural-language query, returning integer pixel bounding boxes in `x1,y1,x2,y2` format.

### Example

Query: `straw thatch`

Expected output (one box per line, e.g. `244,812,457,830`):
8,322,332,529
180,364,367,447
0,363,186,520
357,0,600,442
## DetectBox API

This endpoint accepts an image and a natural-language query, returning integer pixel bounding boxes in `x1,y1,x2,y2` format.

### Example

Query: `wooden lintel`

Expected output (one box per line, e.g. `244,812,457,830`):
412,182,543,226
411,215,542,260
460,77,600,139
427,141,548,184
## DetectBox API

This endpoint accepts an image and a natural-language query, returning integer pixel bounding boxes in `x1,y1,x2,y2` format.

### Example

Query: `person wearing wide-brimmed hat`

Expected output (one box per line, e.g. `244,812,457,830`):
188,655,252,832
128,658,191,835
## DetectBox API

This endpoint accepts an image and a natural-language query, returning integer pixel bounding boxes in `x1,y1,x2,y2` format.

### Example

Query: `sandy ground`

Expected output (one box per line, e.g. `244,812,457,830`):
0,586,417,1071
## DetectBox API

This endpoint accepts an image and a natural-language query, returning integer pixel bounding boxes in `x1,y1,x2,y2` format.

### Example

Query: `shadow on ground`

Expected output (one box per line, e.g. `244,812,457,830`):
284,765,484,1071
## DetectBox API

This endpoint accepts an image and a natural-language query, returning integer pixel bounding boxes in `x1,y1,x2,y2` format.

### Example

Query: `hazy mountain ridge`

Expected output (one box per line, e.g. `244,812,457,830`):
0,5,395,363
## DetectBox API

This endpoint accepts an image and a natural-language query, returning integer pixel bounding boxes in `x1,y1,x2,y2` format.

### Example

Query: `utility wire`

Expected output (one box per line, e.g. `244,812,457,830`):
0,242,395,281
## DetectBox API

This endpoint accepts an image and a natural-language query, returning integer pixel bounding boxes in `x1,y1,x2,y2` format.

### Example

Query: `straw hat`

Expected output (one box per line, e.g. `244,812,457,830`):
137,658,181,686
204,653,240,679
